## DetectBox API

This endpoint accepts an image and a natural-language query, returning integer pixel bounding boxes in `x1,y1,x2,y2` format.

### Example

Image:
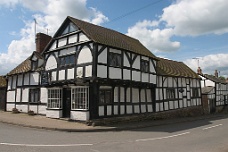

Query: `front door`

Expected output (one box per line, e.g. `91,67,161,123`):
63,88,71,118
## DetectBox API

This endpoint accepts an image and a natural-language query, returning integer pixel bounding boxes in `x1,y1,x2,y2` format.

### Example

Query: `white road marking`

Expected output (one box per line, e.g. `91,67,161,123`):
135,132,190,142
0,142,93,147
203,124,223,130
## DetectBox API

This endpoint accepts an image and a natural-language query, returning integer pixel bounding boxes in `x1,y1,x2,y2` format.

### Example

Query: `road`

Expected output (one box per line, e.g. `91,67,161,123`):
1,115,228,152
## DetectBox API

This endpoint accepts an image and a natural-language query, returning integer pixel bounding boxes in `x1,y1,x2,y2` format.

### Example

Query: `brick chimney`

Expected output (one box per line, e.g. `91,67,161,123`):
214,70,218,78
36,33,52,53
197,67,202,75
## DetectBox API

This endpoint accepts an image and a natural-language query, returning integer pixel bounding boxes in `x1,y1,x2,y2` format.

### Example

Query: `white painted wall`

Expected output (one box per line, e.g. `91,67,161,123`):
40,87,47,103
132,71,140,81
70,111,89,121
98,48,107,64
46,110,62,118
30,72,39,85
77,67,83,78
123,69,130,80
79,33,90,42
67,68,74,79
45,55,57,70
68,34,77,44
58,37,67,47
16,88,21,102
85,65,92,77
77,46,92,64
58,70,65,80
150,60,156,73
17,75,23,86
123,52,130,67
132,55,140,69
7,91,15,102
109,67,121,79
21,88,29,102
97,65,107,78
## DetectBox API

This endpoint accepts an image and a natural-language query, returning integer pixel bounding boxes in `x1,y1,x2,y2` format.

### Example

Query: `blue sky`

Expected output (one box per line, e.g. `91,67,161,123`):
0,0,228,77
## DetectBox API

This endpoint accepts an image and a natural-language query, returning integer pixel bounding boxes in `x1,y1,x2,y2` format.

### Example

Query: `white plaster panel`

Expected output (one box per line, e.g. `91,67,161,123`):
16,89,21,102
79,33,89,42
156,103,160,112
174,101,179,109
134,105,140,113
169,101,174,109
160,102,164,111
132,71,140,81
164,102,169,110
58,70,65,80
30,72,39,85
132,55,140,69
17,75,23,86
7,77,12,90
141,104,146,113
12,76,17,89
147,104,153,112
6,103,15,111
85,65,92,77
141,89,146,102
123,53,130,67
127,105,132,114
156,89,159,100
29,105,38,113
45,55,57,70
46,110,62,118
120,87,125,102
109,67,121,79
67,68,74,79
16,105,27,113
126,88,130,102
132,88,139,103
77,67,83,78
99,106,104,116
123,69,131,80
70,111,90,121
187,101,191,107
7,91,15,102
141,56,148,60
59,47,75,56
68,34,77,44
22,88,29,102
146,89,151,102
114,105,118,115
150,60,156,73
38,105,46,115
58,37,67,47
23,74,29,85
114,87,119,103
78,46,92,64
98,48,107,64
179,101,183,108
51,71,57,81
120,105,125,114
168,77,173,87
97,65,107,78
142,73,149,83
107,106,112,116
183,99,187,107
150,74,156,84
40,88,47,103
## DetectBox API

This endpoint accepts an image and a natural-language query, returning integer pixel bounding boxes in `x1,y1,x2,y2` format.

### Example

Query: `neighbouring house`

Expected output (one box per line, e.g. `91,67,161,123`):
156,58,202,112
198,67,228,111
6,16,203,121
0,76,7,111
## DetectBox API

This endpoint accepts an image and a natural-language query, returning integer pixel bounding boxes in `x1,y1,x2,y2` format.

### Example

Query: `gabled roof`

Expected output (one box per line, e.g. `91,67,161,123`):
7,51,43,76
200,74,227,84
67,16,157,59
156,58,200,79
0,76,7,87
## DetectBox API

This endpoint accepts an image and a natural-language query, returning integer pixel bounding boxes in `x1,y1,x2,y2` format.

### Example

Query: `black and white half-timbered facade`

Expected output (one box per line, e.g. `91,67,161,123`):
156,58,202,112
6,16,203,121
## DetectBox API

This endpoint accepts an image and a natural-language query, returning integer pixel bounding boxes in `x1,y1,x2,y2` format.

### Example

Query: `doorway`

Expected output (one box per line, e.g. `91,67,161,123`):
62,88,71,118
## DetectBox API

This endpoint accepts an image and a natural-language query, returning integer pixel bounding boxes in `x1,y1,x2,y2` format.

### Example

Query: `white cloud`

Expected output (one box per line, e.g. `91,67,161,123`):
184,53,228,77
0,0,108,75
161,0,228,36
127,20,180,52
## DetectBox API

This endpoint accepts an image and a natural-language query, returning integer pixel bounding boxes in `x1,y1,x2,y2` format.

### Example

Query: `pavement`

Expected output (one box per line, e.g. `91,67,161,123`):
0,111,226,132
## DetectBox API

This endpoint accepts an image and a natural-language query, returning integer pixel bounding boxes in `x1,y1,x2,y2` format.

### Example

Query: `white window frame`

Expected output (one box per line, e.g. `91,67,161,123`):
71,86,89,110
47,88,62,109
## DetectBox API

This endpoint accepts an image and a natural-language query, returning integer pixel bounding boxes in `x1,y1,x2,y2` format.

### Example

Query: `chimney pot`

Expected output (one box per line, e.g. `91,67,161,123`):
36,33,52,53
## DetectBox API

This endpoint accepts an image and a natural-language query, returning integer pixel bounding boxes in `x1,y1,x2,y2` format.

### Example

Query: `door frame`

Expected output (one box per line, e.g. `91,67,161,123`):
62,88,71,118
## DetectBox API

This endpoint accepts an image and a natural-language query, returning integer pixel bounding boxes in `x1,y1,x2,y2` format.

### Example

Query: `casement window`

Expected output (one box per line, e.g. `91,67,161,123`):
109,52,122,67
32,61,38,71
29,88,40,103
99,89,112,105
166,88,175,99
192,88,199,98
47,88,62,109
71,87,89,110
141,59,149,73
59,54,75,67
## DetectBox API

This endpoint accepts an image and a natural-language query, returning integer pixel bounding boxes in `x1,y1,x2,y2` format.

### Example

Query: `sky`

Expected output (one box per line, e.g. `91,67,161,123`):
0,0,228,77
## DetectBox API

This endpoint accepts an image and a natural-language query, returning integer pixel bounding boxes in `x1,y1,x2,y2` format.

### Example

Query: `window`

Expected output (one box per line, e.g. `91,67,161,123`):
71,87,89,110
99,89,112,105
166,88,175,99
32,61,38,71
141,59,149,72
47,89,62,109
61,22,78,35
109,52,122,67
192,88,199,98
29,88,40,103
59,55,75,67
